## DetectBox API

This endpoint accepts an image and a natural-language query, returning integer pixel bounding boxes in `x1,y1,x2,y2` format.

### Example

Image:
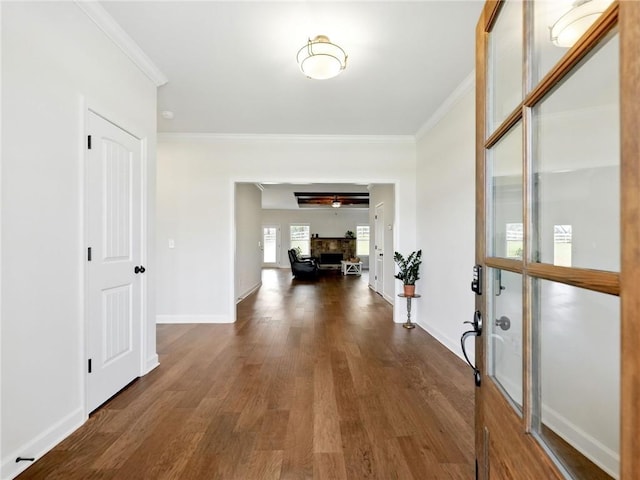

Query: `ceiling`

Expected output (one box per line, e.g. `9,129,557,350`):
260,183,371,210
100,1,484,136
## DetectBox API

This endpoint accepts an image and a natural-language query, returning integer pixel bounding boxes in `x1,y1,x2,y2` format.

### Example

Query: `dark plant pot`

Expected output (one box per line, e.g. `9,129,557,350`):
403,285,415,297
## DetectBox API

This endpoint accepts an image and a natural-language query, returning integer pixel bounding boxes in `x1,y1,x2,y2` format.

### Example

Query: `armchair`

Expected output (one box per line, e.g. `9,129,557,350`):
287,249,319,278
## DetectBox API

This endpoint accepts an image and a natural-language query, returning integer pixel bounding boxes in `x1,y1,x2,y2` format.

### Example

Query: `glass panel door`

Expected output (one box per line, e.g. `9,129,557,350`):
262,225,279,265
475,1,628,478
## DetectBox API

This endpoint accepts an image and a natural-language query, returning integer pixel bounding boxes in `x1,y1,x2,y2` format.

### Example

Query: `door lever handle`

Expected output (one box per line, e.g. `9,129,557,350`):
461,310,482,387
134,265,146,274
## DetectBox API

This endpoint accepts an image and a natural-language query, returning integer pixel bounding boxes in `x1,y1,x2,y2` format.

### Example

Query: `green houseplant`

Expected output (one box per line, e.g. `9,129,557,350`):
394,250,422,296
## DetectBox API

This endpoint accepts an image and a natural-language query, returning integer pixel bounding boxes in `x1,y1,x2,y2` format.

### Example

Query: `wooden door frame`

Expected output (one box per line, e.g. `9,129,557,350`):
475,1,639,477
619,2,640,477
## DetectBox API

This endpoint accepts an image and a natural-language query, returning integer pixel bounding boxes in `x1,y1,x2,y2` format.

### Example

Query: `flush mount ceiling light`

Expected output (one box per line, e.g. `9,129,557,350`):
550,0,610,48
331,196,341,208
297,35,347,80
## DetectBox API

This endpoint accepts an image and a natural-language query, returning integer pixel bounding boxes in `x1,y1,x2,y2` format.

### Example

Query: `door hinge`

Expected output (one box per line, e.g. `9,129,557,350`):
87,247,92,262
87,135,92,150
375,215,378,220
88,359,92,373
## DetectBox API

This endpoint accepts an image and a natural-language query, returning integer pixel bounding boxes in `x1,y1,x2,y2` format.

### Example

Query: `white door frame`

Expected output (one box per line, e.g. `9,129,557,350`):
83,106,148,414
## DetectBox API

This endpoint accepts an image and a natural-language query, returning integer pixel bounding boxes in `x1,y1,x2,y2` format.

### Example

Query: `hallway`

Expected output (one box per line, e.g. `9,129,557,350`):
19,269,474,479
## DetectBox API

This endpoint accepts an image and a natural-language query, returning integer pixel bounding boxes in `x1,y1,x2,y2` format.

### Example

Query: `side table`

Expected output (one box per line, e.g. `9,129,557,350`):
398,293,421,329
341,260,363,276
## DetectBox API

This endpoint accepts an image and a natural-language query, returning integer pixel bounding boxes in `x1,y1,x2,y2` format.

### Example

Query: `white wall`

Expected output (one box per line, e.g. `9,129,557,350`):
262,208,369,268
415,85,476,360
235,184,262,301
156,135,416,324
369,185,396,304
1,3,157,479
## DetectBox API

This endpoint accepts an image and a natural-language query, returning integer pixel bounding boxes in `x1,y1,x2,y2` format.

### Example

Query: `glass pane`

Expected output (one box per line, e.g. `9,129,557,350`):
487,268,523,410
533,32,619,271
488,122,523,259
489,0,523,132
534,280,619,479
263,227,277,263
290,225,310,256
356,225,369,256
532,0,614,86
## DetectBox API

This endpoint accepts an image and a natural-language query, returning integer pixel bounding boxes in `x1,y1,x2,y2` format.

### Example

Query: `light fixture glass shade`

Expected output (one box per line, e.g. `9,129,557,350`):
331,196,341,208
550,0,611,48
297,35,347,80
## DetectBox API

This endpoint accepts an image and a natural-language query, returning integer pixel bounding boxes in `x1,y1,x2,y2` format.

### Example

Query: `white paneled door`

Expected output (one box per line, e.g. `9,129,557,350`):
374,203,384,294
86,111,143,412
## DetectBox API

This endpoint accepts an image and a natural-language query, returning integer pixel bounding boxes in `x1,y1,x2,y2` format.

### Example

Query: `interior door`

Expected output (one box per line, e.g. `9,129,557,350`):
374,203,384,294
474,1,640,478
86,111,143,412
262,225,280,266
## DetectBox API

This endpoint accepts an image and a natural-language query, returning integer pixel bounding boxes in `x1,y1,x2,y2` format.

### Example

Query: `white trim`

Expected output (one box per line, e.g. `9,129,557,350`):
144,354,160,375
383,292,395,306
1,407,85,480
229,179,237,323
139,136,150,377
74,1,168,87
415,71,475,139
236,281,262,304
0,2,3,470
158,132,415,145
418,320,466,362
156,314,233,324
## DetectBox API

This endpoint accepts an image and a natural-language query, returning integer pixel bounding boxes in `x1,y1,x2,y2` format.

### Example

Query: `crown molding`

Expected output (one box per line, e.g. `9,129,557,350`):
158,132,416,145
415,71,475,139
75,0,168,87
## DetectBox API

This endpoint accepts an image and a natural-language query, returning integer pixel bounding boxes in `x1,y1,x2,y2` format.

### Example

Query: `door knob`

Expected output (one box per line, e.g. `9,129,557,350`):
134,265,146,274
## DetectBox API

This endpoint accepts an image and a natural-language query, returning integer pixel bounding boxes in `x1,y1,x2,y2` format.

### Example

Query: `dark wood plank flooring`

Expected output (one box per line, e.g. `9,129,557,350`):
18,269,474,479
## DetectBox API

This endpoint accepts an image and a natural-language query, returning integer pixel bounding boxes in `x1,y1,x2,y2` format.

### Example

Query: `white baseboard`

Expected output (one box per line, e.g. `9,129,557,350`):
542,404,619,478
143,354,159,375
382,292,394,305
236,281,261,304
418,321,466,363
156,314,233,324
1,407,85,480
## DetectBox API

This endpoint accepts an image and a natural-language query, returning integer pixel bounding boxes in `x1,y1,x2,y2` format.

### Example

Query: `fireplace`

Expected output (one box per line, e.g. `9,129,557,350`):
320,253,344,265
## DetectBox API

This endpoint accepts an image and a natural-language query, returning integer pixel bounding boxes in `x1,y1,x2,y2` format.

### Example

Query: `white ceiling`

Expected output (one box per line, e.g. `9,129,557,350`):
100,0,484,136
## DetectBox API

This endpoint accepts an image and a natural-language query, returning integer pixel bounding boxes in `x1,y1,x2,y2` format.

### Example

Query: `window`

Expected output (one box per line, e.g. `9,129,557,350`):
263,226,277,263
356,225,370,256
506,223,523,259
553,224,572,267
290,225,310,256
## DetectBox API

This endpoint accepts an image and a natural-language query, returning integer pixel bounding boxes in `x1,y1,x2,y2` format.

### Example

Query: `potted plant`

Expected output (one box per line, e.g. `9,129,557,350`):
345,230,355,239
394,250,422,296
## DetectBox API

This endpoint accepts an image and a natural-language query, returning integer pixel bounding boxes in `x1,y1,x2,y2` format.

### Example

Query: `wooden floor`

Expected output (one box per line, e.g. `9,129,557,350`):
18,269,474,479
